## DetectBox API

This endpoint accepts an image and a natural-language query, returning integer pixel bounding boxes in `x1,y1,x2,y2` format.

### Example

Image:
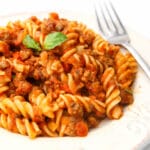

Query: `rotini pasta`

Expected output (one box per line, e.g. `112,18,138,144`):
0,12,137,138
115,51,137,89
0,113,41,138
0,94,43,122
101,67,122,119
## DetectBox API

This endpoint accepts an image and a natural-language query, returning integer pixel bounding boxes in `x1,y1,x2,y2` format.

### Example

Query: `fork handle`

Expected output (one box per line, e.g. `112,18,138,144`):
122,42,150,79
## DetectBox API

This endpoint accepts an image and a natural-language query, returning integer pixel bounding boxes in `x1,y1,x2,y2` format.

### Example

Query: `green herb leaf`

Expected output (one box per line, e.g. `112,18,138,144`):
43,32,67,50
125,89,133,95
23,35,41,51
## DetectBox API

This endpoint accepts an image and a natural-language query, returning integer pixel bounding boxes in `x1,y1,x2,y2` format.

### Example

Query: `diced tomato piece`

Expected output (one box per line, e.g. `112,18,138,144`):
60,83,71,93
49,12,59,20
13,52,20,59
75,121,88,137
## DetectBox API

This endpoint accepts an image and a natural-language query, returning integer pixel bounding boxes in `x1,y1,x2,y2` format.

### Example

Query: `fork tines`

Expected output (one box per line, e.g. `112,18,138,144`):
94,0,127,37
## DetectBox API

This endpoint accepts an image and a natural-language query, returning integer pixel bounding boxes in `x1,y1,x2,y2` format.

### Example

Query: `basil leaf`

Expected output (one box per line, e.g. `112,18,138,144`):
23,35,41,51
44,32,67,50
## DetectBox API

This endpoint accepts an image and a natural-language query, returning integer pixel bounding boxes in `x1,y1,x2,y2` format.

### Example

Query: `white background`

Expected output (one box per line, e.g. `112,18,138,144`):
0,0,150,39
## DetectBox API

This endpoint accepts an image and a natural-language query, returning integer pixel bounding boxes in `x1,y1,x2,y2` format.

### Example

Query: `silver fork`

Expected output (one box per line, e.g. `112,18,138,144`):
94,0,150,79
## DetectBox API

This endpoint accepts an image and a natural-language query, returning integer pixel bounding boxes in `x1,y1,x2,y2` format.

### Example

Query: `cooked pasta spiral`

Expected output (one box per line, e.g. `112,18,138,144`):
0,95,43,121
0,113,41,138
62,28,79,50
115,52,137,89
29,87,57,118
92,34,109,55
101,67,122,119
57,94,105,115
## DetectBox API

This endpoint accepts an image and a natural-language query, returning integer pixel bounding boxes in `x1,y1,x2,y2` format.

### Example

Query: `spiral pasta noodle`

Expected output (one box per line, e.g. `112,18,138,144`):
0,113,41,138
0,95,43,122
115,52,137,89
101,67,122,119
0,12,137,138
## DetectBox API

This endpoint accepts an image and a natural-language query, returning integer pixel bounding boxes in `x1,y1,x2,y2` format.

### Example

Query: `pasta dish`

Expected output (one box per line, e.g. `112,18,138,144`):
0,12,137,138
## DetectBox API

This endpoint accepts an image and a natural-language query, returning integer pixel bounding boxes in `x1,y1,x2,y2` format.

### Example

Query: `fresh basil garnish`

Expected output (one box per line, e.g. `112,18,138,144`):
23,35,41,51
43,32,67,50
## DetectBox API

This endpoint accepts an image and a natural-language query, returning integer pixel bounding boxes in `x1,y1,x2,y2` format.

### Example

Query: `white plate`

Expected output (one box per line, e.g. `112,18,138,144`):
0,10,150,150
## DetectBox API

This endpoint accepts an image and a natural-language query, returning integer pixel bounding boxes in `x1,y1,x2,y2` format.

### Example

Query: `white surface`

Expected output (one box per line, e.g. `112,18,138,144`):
0,0,150,39
0,1,150,150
